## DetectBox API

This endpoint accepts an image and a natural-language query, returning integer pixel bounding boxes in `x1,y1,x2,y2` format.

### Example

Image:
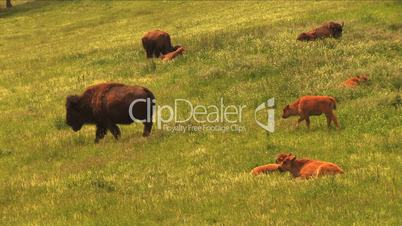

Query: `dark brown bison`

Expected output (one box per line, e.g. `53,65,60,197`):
66,83,155,143
160,46,185,61
297,21,344,41
141,30,180,58
282,96,340,129
278,153,344,179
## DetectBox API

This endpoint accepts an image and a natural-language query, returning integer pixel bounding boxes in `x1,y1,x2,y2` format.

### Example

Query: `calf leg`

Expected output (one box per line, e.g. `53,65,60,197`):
331,114,340,129
109,124,121,140
143,122,153,137
296,116,305,127
95,125,107,143
325,113,332,128
305,116,311,129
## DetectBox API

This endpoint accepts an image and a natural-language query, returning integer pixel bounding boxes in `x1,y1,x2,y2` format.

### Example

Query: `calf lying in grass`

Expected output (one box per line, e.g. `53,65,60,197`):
342,75,369,88
278,153,344,179
282,96,340,129
297,21,343,41
250,153,288,176
160,46,185,61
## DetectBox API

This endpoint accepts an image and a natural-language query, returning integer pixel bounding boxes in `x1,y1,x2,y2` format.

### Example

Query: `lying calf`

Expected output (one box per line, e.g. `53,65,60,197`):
160,46,185,61
282,96,340,129
297,21,344,41
278,153,344,179
342,75,369,88
66,83,155,143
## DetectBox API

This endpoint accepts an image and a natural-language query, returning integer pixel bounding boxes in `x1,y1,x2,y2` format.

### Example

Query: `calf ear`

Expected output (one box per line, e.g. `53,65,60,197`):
291,156,296,161
66,95,80,108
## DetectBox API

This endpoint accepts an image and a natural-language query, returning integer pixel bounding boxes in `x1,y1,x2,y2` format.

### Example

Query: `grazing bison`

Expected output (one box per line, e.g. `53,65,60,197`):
282,96,340,129
142,30,179,58
343,75,369,88
278,153,344,179
65,83,155,143
250,153,289,176
297,21,344,41
160,46,185,61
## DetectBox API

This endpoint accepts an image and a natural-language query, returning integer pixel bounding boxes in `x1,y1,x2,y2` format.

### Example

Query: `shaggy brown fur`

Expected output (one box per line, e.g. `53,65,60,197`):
278,153,344,179
66,83,155,143
343,75,369,88
142,30,179,58
160,46,185,61
297,21,344,41
282,96,340,129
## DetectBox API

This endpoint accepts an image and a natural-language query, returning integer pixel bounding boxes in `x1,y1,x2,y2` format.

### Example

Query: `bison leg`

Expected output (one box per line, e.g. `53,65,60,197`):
146,49,153,59
143,122,153,137
95,125,107,143
109,124,121,140
154,49,161,58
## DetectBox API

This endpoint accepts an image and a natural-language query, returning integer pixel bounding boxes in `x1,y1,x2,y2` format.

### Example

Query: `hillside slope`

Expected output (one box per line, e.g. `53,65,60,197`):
0,1,401,225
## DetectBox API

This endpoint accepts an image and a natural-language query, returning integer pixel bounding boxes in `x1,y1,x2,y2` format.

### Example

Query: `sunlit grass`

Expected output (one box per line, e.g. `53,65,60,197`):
0,0,401,225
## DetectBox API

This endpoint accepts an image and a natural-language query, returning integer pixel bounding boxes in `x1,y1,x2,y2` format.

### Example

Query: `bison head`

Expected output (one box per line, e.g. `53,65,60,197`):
278,153,296,172
328,22,343,38
282,105,298,118
66,95,84,132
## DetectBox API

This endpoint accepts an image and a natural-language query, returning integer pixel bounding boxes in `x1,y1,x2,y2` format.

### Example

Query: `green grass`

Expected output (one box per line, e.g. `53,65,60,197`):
1,0,402,225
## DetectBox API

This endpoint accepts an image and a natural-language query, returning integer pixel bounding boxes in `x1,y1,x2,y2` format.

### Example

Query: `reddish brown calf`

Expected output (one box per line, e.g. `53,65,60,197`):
343,75,369,88
278,153,344,179
282,96,340,129
161,46,185,61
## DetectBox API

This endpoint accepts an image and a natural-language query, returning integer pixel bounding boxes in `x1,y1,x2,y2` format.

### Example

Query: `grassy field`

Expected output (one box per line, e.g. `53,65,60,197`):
1,0,401,225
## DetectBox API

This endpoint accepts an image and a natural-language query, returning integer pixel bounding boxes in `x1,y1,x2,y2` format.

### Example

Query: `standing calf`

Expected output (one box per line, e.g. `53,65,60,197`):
278,153,344,179
66,83,155,143
282,96,340,129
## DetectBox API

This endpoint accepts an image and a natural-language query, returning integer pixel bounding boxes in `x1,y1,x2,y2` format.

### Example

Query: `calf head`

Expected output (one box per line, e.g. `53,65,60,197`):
282,104,298,118
275,153,288,164
172,45,182,51
65,95,85,132
278,153,296,172
357,75,369,82
176,46,185,55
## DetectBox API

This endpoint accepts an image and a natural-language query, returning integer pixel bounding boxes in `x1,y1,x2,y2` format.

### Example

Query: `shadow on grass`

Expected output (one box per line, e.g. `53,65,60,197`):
0,0,60,18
